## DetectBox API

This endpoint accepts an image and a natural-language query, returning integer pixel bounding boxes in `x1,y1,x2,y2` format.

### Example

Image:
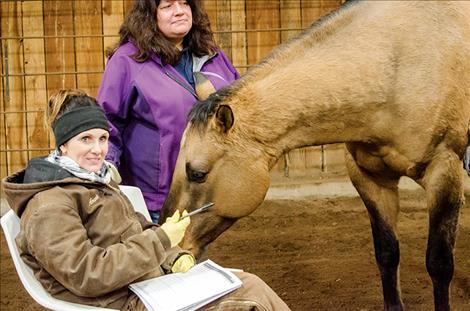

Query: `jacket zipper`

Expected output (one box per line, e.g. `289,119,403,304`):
165,71,199,99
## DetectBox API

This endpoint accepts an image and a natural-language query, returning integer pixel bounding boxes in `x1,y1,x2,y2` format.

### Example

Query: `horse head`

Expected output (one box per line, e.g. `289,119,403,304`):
161,89,271,259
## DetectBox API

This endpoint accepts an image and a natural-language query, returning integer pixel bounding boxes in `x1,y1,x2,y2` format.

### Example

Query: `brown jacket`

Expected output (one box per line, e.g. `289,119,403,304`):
2,159,189,309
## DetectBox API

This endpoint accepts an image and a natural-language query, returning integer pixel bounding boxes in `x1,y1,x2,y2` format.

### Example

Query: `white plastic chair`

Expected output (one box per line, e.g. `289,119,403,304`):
119,185,151,221
1,185,149,310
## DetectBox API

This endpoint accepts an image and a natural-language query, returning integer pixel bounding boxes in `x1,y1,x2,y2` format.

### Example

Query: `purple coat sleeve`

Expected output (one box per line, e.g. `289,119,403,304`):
96,54,134,167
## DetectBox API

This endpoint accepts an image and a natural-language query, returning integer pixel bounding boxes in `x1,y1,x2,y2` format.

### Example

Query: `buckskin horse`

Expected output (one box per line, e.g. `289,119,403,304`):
161,1,470,310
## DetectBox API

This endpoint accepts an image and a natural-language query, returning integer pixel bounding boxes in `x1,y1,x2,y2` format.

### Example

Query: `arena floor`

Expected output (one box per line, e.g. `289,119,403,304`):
1,187,469,310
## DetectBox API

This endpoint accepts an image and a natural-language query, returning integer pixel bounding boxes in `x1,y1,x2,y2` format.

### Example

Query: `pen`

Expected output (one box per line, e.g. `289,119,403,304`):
180,202,214,219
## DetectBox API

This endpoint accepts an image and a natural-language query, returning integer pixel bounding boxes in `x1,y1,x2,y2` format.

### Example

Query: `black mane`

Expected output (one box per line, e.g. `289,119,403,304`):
187,87,233,131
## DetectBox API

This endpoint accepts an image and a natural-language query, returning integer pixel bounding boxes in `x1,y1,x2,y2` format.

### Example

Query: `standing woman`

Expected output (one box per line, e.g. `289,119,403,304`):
97,0,239,223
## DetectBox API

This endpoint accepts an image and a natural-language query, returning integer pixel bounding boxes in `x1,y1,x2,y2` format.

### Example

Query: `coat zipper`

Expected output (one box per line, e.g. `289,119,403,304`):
165,71,199,99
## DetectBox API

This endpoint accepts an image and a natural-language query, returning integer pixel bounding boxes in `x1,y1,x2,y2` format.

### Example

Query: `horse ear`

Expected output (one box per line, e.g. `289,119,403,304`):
215,105,234,133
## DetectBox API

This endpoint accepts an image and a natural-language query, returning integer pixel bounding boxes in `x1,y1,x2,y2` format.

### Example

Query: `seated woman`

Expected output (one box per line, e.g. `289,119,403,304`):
1,90,290,310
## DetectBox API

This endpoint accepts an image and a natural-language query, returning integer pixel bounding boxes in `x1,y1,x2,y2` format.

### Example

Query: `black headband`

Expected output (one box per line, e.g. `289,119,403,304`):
52,105,109,147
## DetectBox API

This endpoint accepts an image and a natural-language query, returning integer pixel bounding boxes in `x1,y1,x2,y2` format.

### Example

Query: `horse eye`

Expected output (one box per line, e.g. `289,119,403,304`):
186,163,208,183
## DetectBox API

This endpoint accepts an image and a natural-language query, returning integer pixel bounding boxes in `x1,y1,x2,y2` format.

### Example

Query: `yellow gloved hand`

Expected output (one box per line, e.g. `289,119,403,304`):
171,254,196,273
160,210,190,247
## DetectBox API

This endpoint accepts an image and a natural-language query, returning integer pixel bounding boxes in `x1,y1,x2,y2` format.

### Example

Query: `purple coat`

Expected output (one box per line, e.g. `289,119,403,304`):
97,42,239,212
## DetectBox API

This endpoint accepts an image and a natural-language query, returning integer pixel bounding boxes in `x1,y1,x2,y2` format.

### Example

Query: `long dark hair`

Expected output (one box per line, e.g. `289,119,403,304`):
108,0,217,65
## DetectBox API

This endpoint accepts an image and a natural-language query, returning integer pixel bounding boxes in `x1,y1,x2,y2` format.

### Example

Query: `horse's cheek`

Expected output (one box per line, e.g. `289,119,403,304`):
215,168,269,218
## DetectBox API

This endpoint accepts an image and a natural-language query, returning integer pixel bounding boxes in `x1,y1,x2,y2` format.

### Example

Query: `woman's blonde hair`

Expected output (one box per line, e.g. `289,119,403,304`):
45,89,109,148
45,89,96,131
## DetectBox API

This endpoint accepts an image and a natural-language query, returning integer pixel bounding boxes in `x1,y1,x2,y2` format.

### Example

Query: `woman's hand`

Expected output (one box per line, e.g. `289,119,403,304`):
160,210,190,247
171,254,196,273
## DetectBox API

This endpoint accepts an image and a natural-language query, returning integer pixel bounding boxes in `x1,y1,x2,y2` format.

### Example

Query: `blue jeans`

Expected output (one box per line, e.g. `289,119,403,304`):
464,144,470,177
149,211,160,224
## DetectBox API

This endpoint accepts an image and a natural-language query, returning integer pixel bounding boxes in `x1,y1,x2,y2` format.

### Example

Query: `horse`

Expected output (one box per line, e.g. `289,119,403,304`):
161,1,470,310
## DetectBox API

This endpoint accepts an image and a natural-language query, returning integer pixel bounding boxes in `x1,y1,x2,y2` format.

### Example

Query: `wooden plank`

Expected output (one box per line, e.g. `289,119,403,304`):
74,1,103,96
43,1,76,148
301,0,322,27
0,89,4,179
271,144,347,179
102,0,124,67
123,0,134,15
1,2,7,179
22,1,49,159
215,0,232,58
230,0,247,74
320,0,344,17
280,0,302,42
324,0,344,14
2,1,28,175
203,0,218,34
301,0,342,27
202,0,232,67
44,1,76,97
246,0,280,65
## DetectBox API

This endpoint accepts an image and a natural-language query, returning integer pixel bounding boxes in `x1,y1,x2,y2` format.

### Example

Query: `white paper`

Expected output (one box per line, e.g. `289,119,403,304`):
129,260,242,311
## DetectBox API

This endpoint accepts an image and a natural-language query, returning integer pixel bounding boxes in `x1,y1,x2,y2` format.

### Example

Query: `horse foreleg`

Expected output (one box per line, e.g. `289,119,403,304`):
422,153,464,311
345,148,404,311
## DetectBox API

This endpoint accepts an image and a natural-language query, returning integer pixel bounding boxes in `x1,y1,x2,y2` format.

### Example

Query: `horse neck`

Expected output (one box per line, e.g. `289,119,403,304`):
227,2,391,166
231,44,387,165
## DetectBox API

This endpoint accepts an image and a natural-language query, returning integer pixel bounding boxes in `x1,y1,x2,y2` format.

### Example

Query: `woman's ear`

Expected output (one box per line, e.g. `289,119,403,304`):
59,144,67,155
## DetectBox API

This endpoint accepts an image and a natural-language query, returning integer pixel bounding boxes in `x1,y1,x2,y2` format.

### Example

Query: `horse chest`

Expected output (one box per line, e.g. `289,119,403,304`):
350,143,412,177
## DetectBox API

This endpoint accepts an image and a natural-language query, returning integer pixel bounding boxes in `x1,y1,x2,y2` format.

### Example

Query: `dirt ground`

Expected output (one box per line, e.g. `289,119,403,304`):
1,189,469,310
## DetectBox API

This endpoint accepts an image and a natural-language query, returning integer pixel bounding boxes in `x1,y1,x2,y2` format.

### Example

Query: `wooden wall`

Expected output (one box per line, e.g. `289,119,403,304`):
1,0,345,182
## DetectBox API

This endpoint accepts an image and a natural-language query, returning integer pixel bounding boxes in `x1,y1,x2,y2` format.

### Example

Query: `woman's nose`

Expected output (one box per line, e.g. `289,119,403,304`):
90,142,102,154
174,2,184,14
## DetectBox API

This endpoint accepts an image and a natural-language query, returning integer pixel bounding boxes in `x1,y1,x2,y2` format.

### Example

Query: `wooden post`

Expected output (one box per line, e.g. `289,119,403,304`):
280,0,302,42
123,0,134,15
43,1,76,149
23,1,49,159
44,1,76,95
74,1,103,96
302,0,343,27
1,2,8,178
1,1,28,175
102,0,124,67
230,0,247,74
203,0,217,32
246,0,280,65
216,0,232,59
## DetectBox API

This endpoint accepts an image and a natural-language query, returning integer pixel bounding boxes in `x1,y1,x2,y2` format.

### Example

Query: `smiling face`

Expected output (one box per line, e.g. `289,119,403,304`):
59,128,109,173
156,0,192,48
